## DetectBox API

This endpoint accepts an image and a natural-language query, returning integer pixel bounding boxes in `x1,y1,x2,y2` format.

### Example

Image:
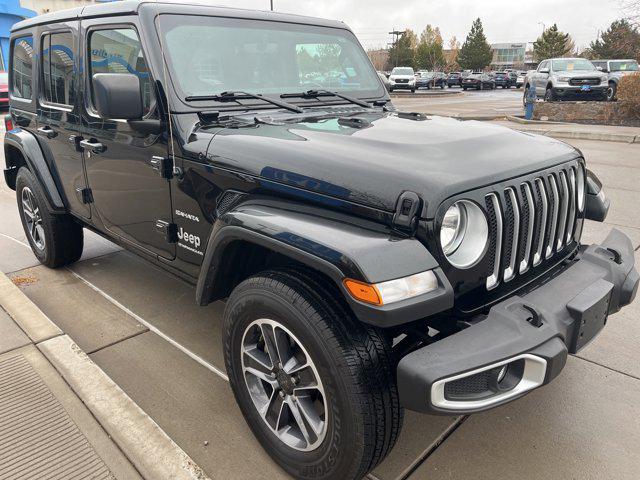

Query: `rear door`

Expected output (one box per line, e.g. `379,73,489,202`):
80,17,175,259
36,21,90,219
534,61,549,95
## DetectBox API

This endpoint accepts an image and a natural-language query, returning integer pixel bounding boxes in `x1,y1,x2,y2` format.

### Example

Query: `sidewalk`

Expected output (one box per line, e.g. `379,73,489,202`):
496,117,640,144
0,273,209,480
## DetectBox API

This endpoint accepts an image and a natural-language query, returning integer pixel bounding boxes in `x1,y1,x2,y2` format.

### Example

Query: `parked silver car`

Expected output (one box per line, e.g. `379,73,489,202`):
524,58,608,103
591,59,639,101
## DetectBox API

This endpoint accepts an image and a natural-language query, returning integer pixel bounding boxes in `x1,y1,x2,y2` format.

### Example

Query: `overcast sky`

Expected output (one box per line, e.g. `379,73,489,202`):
193,0,628,50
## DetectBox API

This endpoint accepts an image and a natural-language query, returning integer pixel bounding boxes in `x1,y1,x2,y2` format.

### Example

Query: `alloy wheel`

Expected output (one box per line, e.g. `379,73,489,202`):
241,318,328,452
21,187,45,251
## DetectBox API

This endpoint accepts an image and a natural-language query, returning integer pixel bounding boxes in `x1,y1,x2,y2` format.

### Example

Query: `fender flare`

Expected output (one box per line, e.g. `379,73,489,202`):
4,129,66,211
196,203,453,327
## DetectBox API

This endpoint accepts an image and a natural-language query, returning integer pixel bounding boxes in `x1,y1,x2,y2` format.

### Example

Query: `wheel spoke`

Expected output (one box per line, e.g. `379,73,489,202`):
294,395,324,437
287,397,313,446
260,323,281,367
244,365,276,386
263,391,285,429
273,327,294,368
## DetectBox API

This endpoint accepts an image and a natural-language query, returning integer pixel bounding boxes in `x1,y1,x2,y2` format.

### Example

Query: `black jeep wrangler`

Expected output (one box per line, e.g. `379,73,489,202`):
4,2,638,480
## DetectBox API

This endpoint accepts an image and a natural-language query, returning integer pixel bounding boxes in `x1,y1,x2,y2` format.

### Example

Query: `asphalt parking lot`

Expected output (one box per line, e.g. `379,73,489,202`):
1,91,639,479
392,86,524,118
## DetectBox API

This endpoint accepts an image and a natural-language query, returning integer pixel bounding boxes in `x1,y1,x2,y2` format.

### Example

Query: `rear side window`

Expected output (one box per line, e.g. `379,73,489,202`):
88,28,154,115
42,32,76,106
11,36,34,99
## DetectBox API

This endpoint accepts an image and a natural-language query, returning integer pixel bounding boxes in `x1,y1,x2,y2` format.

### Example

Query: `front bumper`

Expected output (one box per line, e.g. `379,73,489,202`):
390,83,415,90
397,229,638,414
552,85,607,98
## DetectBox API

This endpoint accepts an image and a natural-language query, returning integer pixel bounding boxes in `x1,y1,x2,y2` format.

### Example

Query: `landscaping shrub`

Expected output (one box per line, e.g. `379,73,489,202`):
617,72,640,119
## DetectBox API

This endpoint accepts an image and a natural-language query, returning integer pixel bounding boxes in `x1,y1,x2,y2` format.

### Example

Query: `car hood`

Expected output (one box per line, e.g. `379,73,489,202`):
389,75,414,81
205,111,579,218
555,70,604,78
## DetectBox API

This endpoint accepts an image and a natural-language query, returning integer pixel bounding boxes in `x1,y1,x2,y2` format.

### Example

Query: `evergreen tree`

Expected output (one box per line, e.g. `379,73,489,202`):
415,25,445,71
457,19,493,71
533,24,575,61
387,30,418,69
589,20,640,60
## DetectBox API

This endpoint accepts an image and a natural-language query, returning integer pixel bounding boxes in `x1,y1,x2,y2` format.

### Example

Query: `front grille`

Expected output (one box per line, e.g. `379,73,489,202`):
485,163,581,290
569,77,600,86
396,79,409,84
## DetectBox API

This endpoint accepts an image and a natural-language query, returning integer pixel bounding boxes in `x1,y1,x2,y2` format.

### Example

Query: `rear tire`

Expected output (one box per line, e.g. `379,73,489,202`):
223,270,403,480
16,167,83,268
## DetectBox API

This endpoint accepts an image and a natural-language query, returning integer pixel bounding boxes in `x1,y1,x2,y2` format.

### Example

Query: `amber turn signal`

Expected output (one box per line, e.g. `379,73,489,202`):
343,279,383,306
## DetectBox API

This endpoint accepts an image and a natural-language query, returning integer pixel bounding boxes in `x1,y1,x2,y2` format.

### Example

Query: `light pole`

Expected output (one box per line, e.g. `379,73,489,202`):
270,0,273,11
537,21,546,33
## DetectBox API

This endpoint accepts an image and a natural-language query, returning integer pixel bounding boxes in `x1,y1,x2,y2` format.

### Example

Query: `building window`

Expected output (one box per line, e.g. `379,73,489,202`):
88,28,154,116
11,36,34,99
42,32,76,106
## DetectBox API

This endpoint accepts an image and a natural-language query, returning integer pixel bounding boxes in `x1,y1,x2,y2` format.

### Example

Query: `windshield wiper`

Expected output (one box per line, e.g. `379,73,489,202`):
185,91,304,114
280,89,372,109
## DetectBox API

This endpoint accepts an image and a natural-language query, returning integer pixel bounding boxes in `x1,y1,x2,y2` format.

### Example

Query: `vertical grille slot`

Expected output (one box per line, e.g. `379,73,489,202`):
532,178,548,267
483,163,580,291
504,188,520,282
485,193,503,290
519,183,535,274
566,168,577,244
556,171,570,250
545,174,560,259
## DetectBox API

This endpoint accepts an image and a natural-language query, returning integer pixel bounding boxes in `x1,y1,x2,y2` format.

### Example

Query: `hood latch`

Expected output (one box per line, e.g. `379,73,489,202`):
393,191,421,232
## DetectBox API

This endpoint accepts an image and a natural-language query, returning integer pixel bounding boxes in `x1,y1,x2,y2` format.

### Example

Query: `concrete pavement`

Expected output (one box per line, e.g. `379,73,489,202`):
1,118,639,479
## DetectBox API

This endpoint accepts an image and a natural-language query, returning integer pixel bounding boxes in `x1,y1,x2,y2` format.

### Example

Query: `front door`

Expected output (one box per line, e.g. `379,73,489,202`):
80,19,174,259
36,22,90,219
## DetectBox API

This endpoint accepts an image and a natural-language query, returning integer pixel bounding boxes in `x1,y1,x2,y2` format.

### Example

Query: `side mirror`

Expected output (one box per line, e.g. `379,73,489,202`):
539,68,550,74
93,73,143,120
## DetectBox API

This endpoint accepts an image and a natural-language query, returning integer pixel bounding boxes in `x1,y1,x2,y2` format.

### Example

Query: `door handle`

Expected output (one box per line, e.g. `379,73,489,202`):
37,126,57,139
79,139,106,154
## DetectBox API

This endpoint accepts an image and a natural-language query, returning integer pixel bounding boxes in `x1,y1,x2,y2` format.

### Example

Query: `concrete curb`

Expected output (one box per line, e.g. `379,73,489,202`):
0,272,61,342
0,271,210,480
508,125,638,144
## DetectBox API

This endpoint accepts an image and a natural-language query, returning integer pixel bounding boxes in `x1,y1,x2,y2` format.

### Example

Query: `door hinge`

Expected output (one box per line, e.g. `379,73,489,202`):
155,220,178,243
393,191,421,232
150,156,173,179
77,187,93,204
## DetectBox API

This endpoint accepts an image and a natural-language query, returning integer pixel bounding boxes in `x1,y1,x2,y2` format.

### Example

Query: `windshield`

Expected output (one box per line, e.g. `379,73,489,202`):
552,59,596,72
158,15,383,102
391,68,414,75
610,61,639,72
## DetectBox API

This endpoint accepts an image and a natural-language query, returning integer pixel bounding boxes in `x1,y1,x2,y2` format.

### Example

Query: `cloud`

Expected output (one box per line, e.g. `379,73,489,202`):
191,0,623,50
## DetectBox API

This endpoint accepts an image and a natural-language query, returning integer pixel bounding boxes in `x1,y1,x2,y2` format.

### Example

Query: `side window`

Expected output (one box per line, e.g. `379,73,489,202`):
11,35,34,99
88,28,154,116
538,61,547,72
42,32,76,106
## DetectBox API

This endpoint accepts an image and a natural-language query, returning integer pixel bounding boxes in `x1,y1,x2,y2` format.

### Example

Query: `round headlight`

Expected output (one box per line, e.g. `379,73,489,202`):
576,166,585,212
440,203,466,255
439,200,489,268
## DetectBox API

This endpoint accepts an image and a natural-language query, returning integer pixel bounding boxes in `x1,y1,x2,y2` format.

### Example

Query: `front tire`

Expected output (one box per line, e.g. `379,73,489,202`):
16,167,83,268
223,270,403,480
606,82,616,101
544,88,556,102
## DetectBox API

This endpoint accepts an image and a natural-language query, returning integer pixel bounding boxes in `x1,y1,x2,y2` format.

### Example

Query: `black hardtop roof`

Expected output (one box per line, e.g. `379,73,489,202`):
12,0,346,32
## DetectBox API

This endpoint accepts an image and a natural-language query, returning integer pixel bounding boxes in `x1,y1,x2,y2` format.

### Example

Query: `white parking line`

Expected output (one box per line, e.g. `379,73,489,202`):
0,232,30,248
0,230,230,382
67,268,230,382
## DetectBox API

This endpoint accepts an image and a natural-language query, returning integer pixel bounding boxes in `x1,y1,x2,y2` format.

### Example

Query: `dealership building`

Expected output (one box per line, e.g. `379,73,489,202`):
490,42,537,70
